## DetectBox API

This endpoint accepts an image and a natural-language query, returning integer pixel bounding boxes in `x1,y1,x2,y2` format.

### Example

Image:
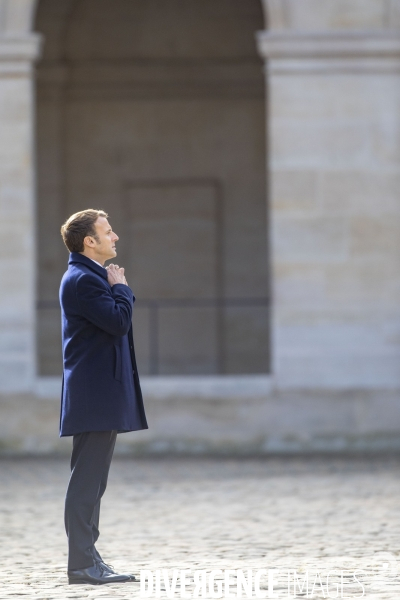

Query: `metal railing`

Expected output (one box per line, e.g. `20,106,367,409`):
37,296,270,375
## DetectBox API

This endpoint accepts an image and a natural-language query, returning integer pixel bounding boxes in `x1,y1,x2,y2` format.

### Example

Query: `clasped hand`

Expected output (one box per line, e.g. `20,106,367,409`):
106,264,128,287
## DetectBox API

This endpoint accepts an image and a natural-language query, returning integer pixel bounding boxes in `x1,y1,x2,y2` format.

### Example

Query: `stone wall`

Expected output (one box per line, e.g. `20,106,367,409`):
264,0,400,30
0,0,40,392
0,0,399,453
258,3,400,388
2,378,400,455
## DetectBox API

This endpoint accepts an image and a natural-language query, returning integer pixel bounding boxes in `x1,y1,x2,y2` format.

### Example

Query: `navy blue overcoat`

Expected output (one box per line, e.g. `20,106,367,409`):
59,252,148,436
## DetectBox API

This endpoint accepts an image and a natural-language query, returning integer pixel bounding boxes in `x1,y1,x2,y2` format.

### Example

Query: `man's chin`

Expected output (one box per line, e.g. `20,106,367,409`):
104,251,117,264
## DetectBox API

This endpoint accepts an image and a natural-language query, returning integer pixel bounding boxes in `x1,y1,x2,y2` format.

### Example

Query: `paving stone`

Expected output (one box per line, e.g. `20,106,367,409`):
0,457,399,599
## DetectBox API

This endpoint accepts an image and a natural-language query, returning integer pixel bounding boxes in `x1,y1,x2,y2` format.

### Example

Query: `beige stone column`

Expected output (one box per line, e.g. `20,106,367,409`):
0,0,41,391
259,2,400,388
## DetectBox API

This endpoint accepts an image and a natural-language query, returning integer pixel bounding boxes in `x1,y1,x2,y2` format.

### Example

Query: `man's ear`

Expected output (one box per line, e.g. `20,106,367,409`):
83,235,96,248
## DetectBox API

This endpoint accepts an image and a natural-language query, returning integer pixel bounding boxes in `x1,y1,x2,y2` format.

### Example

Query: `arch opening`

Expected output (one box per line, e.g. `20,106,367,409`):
35,0,269,376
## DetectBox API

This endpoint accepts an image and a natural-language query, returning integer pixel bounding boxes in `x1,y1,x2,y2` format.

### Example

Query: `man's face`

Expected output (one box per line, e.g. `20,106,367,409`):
91,216,119,262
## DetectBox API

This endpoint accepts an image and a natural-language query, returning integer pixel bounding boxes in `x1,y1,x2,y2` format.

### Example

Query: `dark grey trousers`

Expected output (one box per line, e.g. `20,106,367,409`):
64,430,117,570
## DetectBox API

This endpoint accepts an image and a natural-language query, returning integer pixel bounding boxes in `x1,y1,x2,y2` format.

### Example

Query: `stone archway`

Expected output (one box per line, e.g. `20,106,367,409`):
34,0,270,377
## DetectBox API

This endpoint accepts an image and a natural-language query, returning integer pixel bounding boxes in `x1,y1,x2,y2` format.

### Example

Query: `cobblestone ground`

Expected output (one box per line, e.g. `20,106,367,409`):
0,456,400,599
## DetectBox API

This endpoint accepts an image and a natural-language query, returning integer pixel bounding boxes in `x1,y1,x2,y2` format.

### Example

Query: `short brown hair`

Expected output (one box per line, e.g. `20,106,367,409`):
60,209,108,253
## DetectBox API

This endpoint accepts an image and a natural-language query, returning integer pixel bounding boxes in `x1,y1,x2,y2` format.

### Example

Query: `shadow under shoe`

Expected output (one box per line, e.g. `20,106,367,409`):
68,562,132,585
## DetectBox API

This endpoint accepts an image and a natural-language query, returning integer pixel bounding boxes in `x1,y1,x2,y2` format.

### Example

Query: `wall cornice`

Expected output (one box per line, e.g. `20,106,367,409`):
0,34,42,76
0,34,41,60
257,30,400,59
0,33,41,75
257,30,400,73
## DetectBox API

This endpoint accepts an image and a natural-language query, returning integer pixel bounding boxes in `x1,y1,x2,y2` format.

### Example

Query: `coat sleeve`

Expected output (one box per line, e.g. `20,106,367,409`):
75,273,134,337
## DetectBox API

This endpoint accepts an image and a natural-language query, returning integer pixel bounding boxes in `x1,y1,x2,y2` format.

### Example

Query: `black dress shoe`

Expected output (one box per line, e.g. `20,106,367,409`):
68,562,132,585
91,547,137,581
96,560,137,581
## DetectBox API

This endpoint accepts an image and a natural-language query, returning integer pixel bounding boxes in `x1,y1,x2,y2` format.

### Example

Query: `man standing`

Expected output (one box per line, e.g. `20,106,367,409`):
59,209,148,585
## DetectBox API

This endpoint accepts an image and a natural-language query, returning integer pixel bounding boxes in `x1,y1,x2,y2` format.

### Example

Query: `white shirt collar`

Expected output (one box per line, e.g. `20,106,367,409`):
88,257,104,268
